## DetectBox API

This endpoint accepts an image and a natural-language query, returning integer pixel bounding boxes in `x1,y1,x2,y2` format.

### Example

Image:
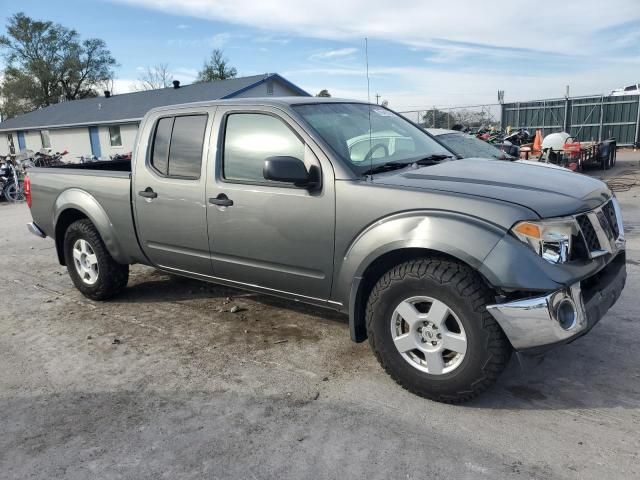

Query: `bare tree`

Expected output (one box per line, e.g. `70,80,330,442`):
135,63,172,91
98,75,115,95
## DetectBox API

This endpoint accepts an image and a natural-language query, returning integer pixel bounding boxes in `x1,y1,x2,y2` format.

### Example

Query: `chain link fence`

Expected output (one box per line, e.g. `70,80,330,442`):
397,104,502,131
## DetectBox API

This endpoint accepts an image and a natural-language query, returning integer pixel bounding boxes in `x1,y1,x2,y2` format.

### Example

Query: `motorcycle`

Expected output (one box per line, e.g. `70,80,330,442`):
0,157,25,202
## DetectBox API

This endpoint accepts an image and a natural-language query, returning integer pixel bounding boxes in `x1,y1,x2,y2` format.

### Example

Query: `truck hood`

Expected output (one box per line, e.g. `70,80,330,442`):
374,158,611,218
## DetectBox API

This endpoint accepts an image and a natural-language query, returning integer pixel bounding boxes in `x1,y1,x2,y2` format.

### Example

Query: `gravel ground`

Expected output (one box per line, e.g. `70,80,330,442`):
1,153,640,479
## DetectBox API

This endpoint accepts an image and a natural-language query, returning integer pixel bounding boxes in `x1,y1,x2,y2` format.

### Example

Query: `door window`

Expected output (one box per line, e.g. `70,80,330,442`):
222,113,305,183
150,115,207,179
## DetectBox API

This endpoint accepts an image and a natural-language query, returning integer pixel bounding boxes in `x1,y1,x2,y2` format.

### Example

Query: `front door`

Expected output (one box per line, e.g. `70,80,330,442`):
206,107,335,301
88,126,101,158
16,131,25,151
133,110,214,276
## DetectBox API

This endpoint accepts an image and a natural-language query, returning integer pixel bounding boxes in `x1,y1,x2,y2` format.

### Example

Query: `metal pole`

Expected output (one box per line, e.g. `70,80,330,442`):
635,95,640,147
564,97,570,132
516,102,520,128
598,95,604,142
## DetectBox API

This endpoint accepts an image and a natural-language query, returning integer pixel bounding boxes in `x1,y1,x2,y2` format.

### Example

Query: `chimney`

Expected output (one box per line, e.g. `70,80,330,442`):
104,90,111,98
172,80,180,89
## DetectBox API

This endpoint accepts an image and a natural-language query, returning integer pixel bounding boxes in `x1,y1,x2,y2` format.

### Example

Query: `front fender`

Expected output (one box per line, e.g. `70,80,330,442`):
334,211,506,310
53,188,130,264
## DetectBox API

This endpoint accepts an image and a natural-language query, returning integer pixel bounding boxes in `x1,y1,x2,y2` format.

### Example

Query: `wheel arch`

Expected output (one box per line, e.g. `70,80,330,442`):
348,248,497,342
337,212,506,342
53,189,127,266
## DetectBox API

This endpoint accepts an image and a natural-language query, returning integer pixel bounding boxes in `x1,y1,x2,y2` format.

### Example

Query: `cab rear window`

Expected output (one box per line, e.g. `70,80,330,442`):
150,115,207,179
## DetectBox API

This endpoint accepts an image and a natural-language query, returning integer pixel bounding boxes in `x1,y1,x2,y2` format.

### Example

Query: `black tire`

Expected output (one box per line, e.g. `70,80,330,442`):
366,257,512,403
4,181,25,202
63,219,129,300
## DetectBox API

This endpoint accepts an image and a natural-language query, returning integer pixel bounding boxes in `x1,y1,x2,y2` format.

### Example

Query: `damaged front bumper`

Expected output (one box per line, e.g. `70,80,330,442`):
487,252,626,352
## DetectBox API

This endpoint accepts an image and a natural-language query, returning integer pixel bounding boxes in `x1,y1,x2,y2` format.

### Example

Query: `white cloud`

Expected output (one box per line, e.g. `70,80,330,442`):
115,0,638,53
310,47,358,60
208,32,232,48
254,35,290,45
288,61,640,109
111,78,138,94
177,23,190,29
166,32,233,48
112,0,640,107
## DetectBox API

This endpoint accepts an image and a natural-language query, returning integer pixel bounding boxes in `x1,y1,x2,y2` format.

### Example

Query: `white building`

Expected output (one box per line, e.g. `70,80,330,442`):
0,74,309,160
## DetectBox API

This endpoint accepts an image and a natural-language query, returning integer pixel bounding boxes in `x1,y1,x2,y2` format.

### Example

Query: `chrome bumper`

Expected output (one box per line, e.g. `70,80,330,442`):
487,254,626,351
27,222,46,238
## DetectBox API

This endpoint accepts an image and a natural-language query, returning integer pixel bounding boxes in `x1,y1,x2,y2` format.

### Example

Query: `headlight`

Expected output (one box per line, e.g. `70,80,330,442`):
511,218,579,264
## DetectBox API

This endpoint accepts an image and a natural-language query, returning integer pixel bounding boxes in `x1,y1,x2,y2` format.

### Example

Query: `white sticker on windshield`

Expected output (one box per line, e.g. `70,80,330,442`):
373,108,393,116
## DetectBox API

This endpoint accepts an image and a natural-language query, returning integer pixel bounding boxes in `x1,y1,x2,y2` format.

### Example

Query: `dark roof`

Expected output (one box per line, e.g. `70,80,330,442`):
0,73,309,131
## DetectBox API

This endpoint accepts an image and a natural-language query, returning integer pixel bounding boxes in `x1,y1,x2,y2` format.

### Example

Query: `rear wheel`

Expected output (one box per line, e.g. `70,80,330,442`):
366,257,512,403
63,219,129,300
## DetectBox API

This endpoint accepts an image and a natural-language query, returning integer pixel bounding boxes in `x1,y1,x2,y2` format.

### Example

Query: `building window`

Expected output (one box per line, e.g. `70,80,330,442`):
109,126,122,147
40,130,51,149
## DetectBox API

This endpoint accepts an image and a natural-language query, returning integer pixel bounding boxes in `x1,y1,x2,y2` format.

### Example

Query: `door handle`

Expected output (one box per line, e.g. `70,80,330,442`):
138,187,158,199
209,193,233,207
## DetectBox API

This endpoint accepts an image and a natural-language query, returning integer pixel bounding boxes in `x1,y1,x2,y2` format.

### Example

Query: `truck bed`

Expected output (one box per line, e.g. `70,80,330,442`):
47,159,132,172
27,164,144,265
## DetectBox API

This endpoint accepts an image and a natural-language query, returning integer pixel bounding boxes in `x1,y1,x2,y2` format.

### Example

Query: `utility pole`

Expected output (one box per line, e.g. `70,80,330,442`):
375,93,380,104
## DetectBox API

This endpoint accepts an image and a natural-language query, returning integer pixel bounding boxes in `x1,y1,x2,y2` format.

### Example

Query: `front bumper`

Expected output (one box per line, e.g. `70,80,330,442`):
487,252,626,351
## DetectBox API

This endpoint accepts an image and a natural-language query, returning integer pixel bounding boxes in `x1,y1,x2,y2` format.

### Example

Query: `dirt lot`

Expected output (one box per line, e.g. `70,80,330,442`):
1,153,640,479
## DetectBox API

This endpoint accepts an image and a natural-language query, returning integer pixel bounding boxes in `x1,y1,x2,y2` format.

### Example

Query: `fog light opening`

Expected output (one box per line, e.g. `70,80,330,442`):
556,299,577,330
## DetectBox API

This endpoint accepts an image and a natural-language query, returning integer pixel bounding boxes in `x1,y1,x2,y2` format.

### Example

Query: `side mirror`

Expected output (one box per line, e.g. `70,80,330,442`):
263,156,314,187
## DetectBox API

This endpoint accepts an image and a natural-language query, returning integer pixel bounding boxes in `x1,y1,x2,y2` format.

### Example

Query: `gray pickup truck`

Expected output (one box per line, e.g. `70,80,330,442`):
25,98,626,403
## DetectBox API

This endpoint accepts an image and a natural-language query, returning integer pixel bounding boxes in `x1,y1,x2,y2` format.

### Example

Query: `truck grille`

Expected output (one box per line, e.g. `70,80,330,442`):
575,199,623,258
601,201,620,238
577,215,600,251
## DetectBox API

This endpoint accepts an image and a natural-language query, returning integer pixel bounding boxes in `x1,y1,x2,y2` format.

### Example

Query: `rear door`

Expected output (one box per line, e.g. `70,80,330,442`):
206,106,336,301
133,108,214,276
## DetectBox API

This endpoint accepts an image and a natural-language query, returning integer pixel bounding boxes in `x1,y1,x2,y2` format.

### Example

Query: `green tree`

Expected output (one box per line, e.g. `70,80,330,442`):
316,89,331,97
196,49,237,82
421,109,456,129
0,12,117,119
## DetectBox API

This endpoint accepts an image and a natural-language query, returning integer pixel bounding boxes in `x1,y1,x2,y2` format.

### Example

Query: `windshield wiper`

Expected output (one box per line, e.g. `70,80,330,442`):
411,154,454,165
361,161,412,175
362,154,454,175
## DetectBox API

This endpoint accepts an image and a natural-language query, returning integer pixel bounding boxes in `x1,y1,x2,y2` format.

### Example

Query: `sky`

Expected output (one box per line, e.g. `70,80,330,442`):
1,0,639,111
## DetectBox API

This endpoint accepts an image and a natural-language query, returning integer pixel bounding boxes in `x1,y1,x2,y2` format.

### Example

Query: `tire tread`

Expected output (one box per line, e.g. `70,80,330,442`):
365,257,511,403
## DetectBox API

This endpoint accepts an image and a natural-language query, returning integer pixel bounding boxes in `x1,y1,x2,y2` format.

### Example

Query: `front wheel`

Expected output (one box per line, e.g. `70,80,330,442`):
63,219,129,300
366,257,512,403
4,181,25,202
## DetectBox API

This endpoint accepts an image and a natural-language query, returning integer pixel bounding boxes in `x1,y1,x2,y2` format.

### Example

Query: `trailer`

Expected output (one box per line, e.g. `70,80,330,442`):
534,133,617,171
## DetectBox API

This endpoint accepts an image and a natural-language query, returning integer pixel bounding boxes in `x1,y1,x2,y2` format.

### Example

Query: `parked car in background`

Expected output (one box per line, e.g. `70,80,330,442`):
610,83,640,96
427,128,516,160
25,98,626,403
